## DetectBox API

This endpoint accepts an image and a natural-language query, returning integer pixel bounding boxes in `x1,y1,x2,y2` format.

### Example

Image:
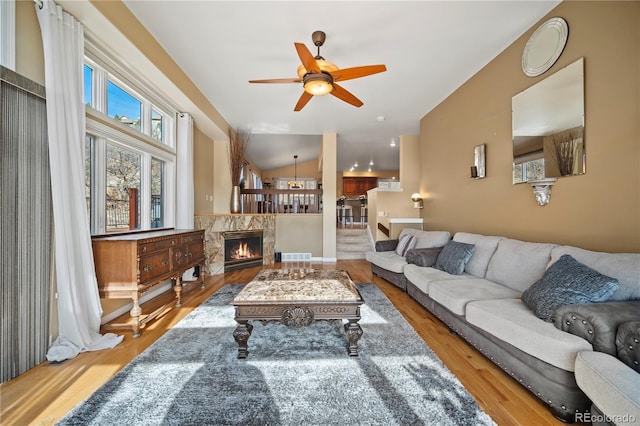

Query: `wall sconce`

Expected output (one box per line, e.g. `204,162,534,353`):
411,193,423,209
471,143,486,179
528,178,557,206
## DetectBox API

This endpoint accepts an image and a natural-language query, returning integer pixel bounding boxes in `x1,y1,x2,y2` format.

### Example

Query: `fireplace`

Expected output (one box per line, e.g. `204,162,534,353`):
223,230,263,271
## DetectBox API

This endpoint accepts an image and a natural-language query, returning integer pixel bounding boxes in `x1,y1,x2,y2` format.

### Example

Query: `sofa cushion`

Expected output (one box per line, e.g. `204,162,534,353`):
429,279,521,316
435,241,475,275
575,351,640,423
550,246,640,301
403,264,474,295
365,250,406,274
521,254,619,322
453,233,503,278
466,298,592,370
395,234,416,256
405,247,441,267
485,238,557,293
400,228,451,249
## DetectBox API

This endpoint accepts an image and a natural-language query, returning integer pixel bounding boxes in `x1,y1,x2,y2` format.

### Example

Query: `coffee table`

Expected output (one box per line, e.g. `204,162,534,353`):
231,269,364,358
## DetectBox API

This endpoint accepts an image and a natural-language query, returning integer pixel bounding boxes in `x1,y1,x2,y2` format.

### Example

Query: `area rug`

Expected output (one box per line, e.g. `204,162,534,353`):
58,284,495,426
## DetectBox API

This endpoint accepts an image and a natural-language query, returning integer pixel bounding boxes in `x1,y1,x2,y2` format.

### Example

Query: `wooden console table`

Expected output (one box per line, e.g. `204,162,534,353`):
92,229,205,337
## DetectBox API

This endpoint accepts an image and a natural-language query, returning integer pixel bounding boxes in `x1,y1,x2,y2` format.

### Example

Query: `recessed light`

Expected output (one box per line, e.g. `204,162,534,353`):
376,116,385,122
390,138,396,147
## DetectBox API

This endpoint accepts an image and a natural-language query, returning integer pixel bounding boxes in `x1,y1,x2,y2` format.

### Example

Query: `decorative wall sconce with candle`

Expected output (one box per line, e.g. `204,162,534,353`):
411,193,423,209
470,144,486,179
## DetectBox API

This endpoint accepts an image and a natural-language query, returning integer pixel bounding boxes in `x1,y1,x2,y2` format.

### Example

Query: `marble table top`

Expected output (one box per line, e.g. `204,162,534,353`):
232,269,363,304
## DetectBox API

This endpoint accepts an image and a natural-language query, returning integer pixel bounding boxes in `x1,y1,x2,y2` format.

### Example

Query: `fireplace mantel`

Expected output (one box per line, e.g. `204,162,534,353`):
195,214,275,275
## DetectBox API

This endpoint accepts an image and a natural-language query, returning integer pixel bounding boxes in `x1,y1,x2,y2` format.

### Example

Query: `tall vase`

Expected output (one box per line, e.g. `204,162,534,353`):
230,185,241,213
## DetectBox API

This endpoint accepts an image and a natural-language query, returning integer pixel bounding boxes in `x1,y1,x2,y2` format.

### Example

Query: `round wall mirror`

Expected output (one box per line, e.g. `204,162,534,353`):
522,17,568,77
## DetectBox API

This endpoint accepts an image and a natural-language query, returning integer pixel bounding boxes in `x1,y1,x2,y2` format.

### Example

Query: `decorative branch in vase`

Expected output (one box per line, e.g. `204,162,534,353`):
228,128,250,213
552,129,581,176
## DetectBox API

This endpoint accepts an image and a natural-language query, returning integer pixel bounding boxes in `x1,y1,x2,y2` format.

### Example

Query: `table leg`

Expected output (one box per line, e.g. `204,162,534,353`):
130,292,142,338
233,321,253,359
344,320,363,356
172,275,184,307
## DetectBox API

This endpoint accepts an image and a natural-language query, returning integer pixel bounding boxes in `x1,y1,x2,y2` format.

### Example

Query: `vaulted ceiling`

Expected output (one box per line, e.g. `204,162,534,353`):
122,1,560,172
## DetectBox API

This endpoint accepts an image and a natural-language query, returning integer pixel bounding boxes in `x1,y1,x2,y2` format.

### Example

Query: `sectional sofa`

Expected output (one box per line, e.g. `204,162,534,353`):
365,229,640,423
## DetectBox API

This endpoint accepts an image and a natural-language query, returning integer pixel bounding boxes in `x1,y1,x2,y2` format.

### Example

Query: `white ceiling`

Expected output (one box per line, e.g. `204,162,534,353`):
122,1,560,172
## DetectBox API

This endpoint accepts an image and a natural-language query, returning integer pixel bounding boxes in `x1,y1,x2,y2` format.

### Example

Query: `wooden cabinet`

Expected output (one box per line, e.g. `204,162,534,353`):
92,229,205,337
342,177,377,196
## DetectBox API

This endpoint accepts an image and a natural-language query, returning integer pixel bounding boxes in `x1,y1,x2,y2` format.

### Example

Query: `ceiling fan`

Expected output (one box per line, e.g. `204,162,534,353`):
249,31,387,111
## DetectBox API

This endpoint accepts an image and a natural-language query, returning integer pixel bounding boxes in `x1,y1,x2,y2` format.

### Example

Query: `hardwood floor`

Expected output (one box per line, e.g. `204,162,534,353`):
1,260,576,425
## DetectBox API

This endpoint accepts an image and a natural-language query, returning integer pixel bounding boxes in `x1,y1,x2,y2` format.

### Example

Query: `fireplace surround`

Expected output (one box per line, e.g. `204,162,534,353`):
224,230,263,271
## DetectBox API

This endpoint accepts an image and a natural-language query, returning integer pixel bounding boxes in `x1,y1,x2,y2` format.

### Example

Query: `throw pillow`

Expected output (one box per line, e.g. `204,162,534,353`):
521,254,620,322
395,234,416,257
406,247,442,267
435,240,475,275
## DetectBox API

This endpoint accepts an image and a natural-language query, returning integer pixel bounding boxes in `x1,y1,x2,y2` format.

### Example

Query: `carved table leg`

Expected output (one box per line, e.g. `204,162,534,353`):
199,264,206,289
130,293,142,338
344,320,363,356
233,321,253,359
173,276,183,307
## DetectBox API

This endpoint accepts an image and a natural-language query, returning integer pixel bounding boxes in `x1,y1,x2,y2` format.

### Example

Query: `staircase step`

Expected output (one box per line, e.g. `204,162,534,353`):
336,227,372,259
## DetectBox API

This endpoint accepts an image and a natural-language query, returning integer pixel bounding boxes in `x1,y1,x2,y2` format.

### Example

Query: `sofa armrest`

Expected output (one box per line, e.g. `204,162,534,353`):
375,239,398,252
405,247,442,267
616,321,640,373
555,301,640,355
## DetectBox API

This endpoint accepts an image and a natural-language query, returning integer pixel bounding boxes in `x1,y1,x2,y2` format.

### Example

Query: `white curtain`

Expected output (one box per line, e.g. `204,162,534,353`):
35,0,122,362
176,112,195,280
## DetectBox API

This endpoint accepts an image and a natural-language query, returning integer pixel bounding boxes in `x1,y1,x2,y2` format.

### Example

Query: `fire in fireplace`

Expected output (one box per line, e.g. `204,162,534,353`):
223,230,263,271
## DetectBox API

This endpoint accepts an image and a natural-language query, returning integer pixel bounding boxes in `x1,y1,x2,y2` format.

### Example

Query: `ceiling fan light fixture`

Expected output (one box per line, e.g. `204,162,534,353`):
303,73,333,96
296,59,339,79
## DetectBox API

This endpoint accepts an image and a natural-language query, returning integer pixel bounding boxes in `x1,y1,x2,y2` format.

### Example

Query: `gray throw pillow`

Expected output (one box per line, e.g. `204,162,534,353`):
406,247,442,267
435,241,475,275
521,254,619,322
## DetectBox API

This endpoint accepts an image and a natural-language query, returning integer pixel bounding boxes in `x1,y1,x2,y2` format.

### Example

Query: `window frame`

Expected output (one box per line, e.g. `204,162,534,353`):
84,38,177,235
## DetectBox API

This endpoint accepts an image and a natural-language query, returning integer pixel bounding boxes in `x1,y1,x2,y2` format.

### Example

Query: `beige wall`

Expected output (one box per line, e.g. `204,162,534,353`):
16,0,44,85
322,133,338,260
419,1,639,253
194,126,214,214
262,159,321,183
212,137,232,213
369,135,422,240
275,215,323,257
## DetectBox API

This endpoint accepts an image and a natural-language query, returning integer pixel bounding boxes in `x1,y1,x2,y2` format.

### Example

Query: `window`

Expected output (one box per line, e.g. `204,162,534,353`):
85,135,92,222
83,65,92,107
107,80,141,132
106,143,141,231
84,42,176,234
151,158,164,229
151,108,163,142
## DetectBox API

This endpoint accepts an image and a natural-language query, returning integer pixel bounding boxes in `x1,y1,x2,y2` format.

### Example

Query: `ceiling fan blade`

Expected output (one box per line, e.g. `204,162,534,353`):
249,78,301,84
331,65,387,82
294,91,313,111
331,83,363,108
294,42,320,74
